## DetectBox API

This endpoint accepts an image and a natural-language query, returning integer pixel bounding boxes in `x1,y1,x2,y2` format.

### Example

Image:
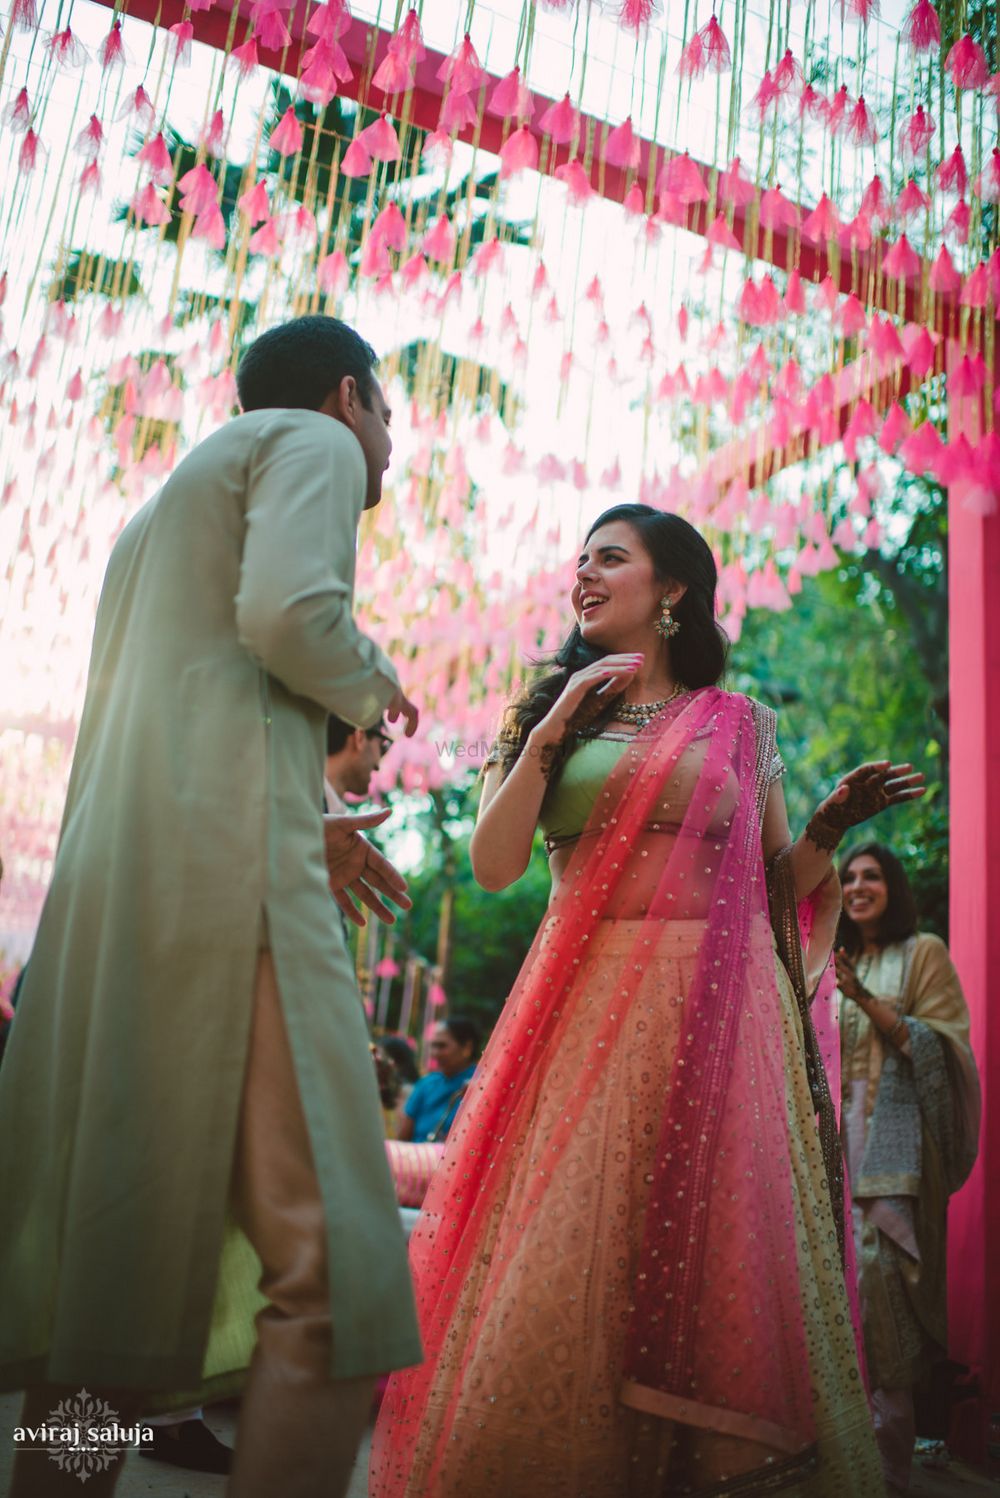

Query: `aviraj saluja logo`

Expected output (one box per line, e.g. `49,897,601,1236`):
13,1388,152,1482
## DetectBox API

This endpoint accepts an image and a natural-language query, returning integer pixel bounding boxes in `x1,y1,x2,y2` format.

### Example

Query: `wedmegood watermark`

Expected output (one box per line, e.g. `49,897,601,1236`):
12,1388,153,1483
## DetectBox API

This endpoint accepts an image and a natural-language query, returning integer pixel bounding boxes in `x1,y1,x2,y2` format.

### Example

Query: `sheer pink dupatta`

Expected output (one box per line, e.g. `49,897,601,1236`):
372,691,822,1492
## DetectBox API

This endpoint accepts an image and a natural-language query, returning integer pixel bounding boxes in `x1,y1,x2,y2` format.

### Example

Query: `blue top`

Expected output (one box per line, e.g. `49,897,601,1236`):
404,1064,477,1142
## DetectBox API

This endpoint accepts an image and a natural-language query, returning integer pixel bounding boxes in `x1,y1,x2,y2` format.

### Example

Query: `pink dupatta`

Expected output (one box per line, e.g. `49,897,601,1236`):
372,690,838,1493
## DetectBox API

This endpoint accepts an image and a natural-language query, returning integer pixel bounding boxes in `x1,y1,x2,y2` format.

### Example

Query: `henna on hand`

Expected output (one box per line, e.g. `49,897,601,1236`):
805,761,925,852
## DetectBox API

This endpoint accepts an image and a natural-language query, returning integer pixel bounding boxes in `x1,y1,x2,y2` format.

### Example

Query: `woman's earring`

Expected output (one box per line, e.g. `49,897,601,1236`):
655,595,681,639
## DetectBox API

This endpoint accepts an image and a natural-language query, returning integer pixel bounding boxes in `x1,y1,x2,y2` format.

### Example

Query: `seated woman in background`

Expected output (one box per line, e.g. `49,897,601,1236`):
835,843,980,1495
395,1017,480,1143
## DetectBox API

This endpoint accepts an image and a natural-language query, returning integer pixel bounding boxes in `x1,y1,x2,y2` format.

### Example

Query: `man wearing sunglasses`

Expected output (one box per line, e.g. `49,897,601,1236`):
324,715,393,814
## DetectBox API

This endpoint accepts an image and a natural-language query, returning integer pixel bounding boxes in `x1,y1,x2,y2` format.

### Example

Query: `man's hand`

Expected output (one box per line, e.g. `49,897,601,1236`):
323,808,412,927
387,687,419,737
804,761,925,852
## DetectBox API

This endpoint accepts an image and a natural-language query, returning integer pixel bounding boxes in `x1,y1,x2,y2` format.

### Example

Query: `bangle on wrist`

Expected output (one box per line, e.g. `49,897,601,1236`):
886,1013,906,1043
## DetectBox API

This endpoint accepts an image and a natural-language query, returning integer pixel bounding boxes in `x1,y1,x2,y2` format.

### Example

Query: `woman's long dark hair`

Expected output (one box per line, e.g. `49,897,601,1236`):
494,505,728,777
836,842,919,956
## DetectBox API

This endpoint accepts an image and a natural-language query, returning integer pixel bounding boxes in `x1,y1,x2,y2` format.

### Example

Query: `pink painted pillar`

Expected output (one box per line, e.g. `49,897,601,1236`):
946,339,999,1450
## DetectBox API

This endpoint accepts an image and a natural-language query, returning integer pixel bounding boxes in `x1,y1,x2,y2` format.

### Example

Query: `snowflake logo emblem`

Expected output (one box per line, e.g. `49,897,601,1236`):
45,1389,120,1483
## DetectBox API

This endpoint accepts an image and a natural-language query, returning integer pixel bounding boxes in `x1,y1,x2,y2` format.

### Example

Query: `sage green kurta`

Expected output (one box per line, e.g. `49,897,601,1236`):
0,408,422,1394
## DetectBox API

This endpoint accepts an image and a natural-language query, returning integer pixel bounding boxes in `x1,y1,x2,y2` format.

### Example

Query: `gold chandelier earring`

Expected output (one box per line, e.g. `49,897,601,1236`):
655,595,681,639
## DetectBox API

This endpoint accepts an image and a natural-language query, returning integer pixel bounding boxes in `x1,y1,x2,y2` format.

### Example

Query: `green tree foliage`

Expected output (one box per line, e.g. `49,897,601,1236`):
733,553,949,937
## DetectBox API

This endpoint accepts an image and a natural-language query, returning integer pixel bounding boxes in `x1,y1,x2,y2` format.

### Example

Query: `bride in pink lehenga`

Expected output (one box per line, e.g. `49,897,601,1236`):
370,505,922,1497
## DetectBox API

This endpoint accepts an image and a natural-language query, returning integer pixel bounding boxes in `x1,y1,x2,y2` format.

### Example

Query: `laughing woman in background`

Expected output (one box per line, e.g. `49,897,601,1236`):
835,843,980,1494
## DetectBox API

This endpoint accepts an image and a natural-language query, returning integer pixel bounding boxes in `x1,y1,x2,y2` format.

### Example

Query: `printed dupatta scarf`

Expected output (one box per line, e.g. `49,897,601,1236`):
374,688,843,1494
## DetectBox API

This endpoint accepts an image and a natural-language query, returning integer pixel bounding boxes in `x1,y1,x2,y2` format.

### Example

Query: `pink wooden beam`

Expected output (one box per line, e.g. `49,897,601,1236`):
99,0,985,333
946,338,999,1455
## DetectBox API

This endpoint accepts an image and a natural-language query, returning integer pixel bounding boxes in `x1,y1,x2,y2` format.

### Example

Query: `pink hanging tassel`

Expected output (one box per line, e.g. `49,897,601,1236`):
498,126,538,177
677,31,704,79
707,212,741,250
826,85,852,134
945,199,971,243
489,67,533,122
372,49,414,94
438,91,479,133
619,0,657,30
623,182,645,214
268,106,304,157
256,10,292,51
305,0,350,43
248,216,282,256
960,263,990,307
946,34,989,89
882,233,921,279
867,314,905,362
555,159,594,202
837,293,868,334
846,95,878,146
47,26,88,66
99,20,127,70
2,86,32,131
360,113,401,162
470,236,504,275
750,70,780,117
759,185,800,229
10,0,38,30
859,174,891,221
937,145,967,195
988,248,1000,300
192,203,226,250
784,268,807,313
902,0,940,49
974,149,1000,202
200,108,227,157
436,34,485,95
840,211,873,251
717,156,756,206
400,253,427,286
816,274,839,310
227,37,259,76
773,48,802,93
700,16,731,72
878,402,912,453
371,201,407,251
949,355,986,395
17,130,43,173
317,249,349,294
138,133,173,183
900,104,935,156
341,136,372,177
798,84,829,122
238,179,270,223
802,193,840,241
603,117,640,169
895,177,930,217
178,163,219,214
929,244,962,293
538,92,581,146
169,21,194,64
659,152,708,202
118,85,155,126
79,160,101,193
422,214,456,262
131,183,172,226
841,0,879,20
74,114,104,159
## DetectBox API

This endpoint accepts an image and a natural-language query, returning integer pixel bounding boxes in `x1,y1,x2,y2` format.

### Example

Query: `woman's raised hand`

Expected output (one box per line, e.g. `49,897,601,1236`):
805,761,926,853
532,654,644,745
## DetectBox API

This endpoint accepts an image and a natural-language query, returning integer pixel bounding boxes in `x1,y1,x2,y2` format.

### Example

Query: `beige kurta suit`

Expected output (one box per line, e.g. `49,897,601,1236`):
0,408,422,1398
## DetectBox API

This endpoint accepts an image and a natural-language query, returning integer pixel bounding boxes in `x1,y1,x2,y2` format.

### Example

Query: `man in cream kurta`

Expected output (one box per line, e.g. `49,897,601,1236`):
0,317,422,1497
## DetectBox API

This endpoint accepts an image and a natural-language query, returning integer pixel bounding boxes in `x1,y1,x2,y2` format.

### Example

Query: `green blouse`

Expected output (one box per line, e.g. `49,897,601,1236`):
538,736,629,848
